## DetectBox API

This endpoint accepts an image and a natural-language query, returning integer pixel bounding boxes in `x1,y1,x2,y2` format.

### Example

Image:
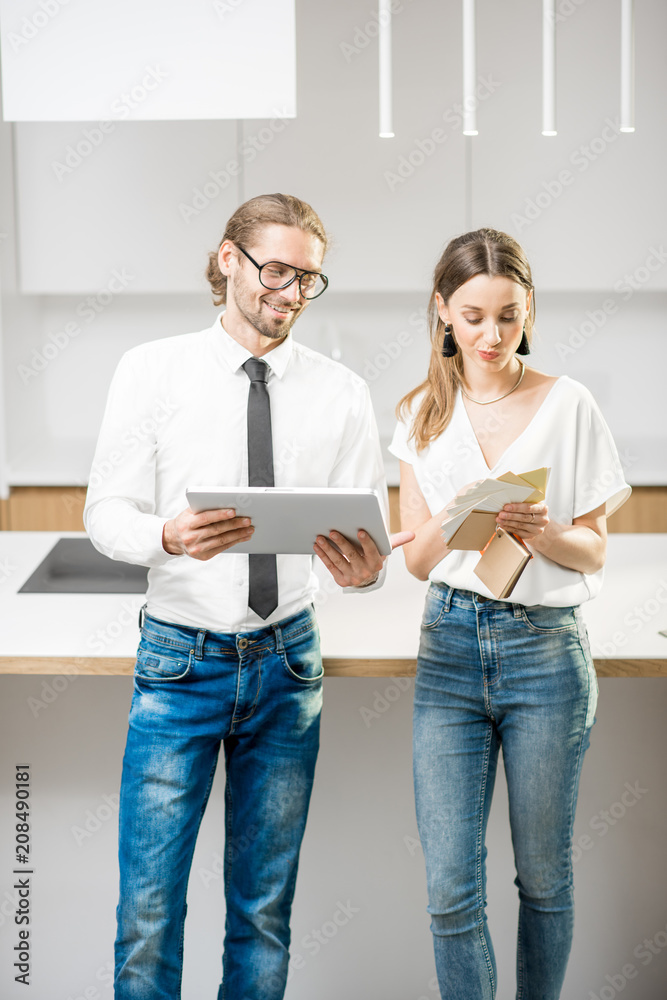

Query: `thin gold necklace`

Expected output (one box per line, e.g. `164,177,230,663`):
461,360,525,405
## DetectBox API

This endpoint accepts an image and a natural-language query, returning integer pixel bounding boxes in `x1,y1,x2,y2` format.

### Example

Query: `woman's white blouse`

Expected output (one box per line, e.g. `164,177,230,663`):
389,376,631,607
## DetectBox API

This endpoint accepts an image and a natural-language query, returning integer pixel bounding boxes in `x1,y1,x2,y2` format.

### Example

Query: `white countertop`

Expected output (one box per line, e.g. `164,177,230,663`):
0,532,666,665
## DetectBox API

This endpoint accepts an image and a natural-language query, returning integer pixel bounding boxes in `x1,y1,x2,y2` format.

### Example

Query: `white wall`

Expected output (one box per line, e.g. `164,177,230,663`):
0,675,666,999
1,288,665,486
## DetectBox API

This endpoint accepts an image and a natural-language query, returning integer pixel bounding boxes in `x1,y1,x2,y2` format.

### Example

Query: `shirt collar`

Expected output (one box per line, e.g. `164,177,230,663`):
211,313,293,380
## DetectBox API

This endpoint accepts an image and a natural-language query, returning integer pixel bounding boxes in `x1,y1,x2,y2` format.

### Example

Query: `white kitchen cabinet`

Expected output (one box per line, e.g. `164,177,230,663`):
9,1,667,296
14,120,240,293
13,0,469,296
243,0,467,291
470,0,667,291
0,0,296,122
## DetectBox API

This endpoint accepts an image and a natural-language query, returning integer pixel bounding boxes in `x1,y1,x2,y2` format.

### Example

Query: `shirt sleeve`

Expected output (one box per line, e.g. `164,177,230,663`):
572,386,632,519
388,415,416,465
327,379,389,594
83,350,176,568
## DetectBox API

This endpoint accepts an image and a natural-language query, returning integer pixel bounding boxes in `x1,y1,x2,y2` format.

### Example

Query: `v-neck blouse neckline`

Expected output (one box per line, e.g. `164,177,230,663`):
458,375,565,474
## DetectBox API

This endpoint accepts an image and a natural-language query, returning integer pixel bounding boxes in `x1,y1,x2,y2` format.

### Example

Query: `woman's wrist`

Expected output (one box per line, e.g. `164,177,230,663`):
524,521,553,557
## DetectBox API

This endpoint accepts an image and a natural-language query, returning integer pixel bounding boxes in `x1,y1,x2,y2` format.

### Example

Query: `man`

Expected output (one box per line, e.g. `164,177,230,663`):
84,193,411,1000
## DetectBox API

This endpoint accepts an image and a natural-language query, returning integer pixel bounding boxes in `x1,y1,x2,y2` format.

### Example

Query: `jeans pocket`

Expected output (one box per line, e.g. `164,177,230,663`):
421,588,448,631
280,626,324,683
134,643,193,682
519,605,578,635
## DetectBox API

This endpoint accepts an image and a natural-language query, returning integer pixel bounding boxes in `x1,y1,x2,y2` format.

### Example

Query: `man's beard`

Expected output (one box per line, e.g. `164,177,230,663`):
232,273,301,340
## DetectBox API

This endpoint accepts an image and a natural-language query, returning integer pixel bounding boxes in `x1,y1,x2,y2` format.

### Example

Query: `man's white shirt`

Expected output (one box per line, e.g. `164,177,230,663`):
84,314,388,631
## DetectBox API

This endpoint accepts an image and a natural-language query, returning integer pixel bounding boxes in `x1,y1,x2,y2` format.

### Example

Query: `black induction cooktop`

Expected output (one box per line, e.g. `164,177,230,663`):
18,538,148,594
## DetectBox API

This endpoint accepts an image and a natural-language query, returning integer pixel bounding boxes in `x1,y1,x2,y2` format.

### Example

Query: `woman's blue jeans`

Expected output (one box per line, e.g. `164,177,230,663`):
413,585,597,1000
114,606,323,1000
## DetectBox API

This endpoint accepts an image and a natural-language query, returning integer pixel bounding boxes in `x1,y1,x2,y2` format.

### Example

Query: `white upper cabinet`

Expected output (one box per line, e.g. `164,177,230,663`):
0,0,296,121
242,0,467,292
470,0,667,291
15,120,240,293
14,1,467,295
10,0,667,295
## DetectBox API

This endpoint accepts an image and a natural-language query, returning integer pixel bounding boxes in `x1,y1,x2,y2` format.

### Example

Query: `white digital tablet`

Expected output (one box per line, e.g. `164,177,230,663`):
185,486,392,556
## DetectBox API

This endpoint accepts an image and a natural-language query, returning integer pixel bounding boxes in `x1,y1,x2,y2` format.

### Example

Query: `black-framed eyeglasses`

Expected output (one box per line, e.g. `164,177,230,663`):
236,245,328,300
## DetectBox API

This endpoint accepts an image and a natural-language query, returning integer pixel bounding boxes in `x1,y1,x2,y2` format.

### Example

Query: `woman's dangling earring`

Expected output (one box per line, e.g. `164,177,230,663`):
441,323,457,357
516,324,530,355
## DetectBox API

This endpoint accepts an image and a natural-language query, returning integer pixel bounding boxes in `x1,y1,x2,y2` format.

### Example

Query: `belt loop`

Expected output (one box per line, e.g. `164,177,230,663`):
138,603,147,630
443,585,454,612
195,629,207,660
272,622,285,655
512,603,523,618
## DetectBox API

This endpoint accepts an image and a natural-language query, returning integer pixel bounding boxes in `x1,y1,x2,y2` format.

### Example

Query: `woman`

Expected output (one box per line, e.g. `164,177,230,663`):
389,228,630,999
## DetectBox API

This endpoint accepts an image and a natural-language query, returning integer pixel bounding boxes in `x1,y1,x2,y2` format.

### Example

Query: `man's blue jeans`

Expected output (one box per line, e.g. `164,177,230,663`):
114,605,323,1000
413,585,597,1000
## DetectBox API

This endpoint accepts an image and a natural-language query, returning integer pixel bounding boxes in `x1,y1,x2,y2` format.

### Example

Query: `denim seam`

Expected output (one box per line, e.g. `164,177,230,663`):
176,756,218,998
228,654,244,735
516,918,525,999
422,585,450,630
475,722,496,992
488,616,502,689
422,609,447,631
140,628,194,652
134,649,194,683
279,621,315,644
567,697,590,864
476,612,496,721
279,646,325,684
231,652,263,725
238,641,276,656
518,607,577,635
141,608,314,655
574,610,597,729
552,702,588,986
222,753,234,1000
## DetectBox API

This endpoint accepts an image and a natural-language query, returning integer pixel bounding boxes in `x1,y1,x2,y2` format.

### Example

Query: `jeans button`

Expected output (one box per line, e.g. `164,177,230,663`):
238,637,249,650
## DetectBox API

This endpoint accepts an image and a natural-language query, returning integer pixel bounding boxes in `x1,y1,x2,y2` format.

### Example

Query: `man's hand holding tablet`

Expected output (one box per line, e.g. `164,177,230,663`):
175,486,414,588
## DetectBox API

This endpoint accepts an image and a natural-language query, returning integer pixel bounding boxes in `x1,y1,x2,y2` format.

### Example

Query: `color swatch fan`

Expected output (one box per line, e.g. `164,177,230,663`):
441,467,550,550
441,467,550,599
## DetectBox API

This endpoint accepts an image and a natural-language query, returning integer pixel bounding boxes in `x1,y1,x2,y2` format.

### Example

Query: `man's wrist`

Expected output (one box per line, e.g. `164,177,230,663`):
162,520,181,555
356,571,380,589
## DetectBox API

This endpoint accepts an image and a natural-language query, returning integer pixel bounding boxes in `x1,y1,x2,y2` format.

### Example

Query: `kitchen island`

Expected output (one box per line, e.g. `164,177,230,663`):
1,531,665,676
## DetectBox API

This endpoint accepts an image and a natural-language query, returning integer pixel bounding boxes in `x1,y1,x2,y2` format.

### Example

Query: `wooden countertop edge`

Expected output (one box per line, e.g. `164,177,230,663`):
0,657,665,677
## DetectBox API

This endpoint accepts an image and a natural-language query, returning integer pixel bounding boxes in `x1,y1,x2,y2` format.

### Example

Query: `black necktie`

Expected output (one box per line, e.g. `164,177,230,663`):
242,358,279,620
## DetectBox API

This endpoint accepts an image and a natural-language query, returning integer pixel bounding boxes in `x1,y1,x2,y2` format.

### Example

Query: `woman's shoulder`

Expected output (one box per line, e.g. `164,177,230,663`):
525,369,596,407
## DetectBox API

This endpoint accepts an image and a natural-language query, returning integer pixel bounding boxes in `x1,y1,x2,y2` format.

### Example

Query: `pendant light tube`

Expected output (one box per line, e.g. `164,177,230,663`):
462,0,477,135
379,0,394,137
542,0,557,135
620,0,635,132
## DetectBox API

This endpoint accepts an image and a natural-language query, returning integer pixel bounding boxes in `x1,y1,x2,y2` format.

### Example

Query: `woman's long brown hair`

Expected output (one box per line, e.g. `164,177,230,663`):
397,228,536,452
